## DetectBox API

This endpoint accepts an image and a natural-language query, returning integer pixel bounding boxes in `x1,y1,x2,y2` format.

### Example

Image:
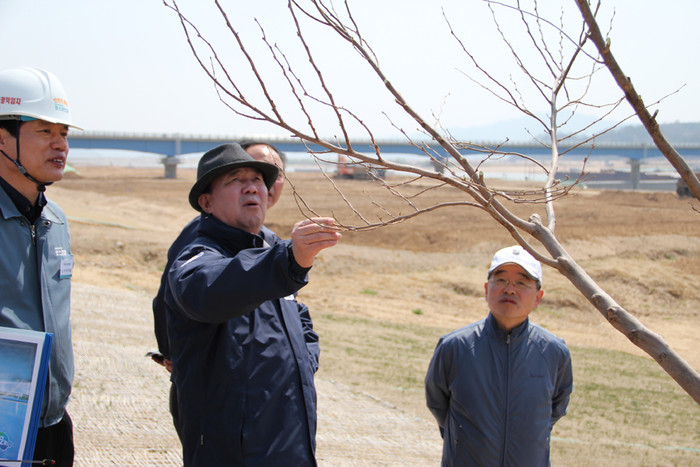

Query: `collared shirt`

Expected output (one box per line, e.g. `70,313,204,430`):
0,175,46,223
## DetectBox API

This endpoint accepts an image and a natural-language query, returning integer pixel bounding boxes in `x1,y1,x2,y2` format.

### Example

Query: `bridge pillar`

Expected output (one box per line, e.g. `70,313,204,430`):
629,159,641,189
162,156,181,179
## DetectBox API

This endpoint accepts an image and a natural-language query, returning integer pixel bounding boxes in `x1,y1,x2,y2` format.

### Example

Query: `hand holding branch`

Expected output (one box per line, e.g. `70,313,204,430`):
291,217,341,268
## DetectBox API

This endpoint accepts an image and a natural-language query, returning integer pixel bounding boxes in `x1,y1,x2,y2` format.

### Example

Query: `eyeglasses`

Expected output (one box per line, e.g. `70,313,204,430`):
489,277,537,291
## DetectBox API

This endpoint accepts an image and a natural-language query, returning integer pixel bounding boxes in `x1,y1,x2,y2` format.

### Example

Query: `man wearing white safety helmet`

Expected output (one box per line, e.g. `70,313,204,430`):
0,66,81,466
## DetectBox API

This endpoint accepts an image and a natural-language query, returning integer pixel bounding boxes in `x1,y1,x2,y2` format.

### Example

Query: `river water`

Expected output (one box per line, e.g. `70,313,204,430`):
68,148,691,192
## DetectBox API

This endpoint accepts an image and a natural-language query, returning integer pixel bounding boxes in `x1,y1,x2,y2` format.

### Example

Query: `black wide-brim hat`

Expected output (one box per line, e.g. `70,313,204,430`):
189,143,279,212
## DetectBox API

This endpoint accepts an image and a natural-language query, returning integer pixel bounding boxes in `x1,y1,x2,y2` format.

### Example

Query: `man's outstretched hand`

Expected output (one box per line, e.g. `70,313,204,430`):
291,217,342,268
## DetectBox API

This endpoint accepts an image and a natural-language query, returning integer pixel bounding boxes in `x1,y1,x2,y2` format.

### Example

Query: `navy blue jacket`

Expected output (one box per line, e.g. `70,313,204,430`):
165,214,319,466
153,216,199,360
425,313,573,467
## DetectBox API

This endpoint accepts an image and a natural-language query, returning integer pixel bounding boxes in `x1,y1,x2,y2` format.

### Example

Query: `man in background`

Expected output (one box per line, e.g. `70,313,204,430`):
425,245,573,466
0,67,81,466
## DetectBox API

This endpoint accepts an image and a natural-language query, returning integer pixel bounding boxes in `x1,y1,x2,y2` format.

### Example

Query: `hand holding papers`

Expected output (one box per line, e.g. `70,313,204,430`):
0,327,53,466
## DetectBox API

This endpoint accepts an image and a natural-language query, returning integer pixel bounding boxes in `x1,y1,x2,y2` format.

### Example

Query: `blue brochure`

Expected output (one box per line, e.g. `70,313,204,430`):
0,327,53,467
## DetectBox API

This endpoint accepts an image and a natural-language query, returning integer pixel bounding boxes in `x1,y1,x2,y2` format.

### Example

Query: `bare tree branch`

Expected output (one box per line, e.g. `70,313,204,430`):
575,0,700,201
164,0,700,403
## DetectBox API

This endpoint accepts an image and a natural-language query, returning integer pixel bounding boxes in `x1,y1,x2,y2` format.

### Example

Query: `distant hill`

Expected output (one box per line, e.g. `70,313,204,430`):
448,118,700,145
593,122,700,144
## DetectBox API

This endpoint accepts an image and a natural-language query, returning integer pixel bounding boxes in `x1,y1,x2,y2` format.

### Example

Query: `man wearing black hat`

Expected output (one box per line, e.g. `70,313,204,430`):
164,143,341,466
149,141,287,441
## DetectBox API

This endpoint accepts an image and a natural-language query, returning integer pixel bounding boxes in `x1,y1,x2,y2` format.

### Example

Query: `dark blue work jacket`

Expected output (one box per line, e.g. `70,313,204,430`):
165,214,319,466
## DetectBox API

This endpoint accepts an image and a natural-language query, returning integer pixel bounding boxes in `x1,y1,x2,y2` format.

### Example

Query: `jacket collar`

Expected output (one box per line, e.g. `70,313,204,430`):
0,178,51,223
198,213,266,252
486,312,530,343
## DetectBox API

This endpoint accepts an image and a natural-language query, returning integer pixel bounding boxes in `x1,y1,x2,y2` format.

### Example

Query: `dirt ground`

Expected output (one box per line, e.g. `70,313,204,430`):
50,166,700,465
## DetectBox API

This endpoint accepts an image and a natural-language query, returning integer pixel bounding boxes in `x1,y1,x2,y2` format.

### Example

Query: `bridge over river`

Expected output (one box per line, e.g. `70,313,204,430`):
68,132,700,189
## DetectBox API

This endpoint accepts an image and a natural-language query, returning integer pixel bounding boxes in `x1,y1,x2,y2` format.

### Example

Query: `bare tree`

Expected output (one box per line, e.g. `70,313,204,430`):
164,0,700,403
574,0,700,200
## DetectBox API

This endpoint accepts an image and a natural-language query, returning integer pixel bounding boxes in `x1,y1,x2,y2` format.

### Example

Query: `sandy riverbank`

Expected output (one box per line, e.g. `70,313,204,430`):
49,166,700,465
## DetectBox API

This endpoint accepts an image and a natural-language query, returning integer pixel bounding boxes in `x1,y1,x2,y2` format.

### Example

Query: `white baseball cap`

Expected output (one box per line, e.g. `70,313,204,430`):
488,245,542,282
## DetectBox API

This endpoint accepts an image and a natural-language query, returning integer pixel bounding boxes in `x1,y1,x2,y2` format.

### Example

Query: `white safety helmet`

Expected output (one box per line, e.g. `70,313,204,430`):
0,66,82,130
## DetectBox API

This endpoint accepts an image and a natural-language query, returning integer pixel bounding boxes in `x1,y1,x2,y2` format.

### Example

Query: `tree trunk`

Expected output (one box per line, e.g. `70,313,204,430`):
533,219,700,404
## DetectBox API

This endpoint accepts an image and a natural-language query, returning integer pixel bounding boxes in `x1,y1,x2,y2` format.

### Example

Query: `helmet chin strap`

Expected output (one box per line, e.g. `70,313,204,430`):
0,119,51,193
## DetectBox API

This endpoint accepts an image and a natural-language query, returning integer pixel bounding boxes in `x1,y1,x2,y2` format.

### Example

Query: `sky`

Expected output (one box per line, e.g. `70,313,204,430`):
2,0,699,141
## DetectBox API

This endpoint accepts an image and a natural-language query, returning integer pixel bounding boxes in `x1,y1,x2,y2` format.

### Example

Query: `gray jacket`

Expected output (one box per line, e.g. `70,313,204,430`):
0,187,74,427
425,313,573,467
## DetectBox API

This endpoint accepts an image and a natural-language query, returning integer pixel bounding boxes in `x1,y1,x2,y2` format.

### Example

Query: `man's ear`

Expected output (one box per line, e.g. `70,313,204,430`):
0,128,12,151
198,193,212,214
533,289,544,309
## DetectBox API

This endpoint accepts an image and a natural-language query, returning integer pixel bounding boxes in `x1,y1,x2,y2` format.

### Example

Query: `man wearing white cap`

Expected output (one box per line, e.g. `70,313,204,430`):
425,245,573,466
0,67,81,465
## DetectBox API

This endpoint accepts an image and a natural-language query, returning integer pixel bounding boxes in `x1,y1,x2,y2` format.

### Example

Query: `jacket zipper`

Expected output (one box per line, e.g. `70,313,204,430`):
502,332,511,467
30,223,36,245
